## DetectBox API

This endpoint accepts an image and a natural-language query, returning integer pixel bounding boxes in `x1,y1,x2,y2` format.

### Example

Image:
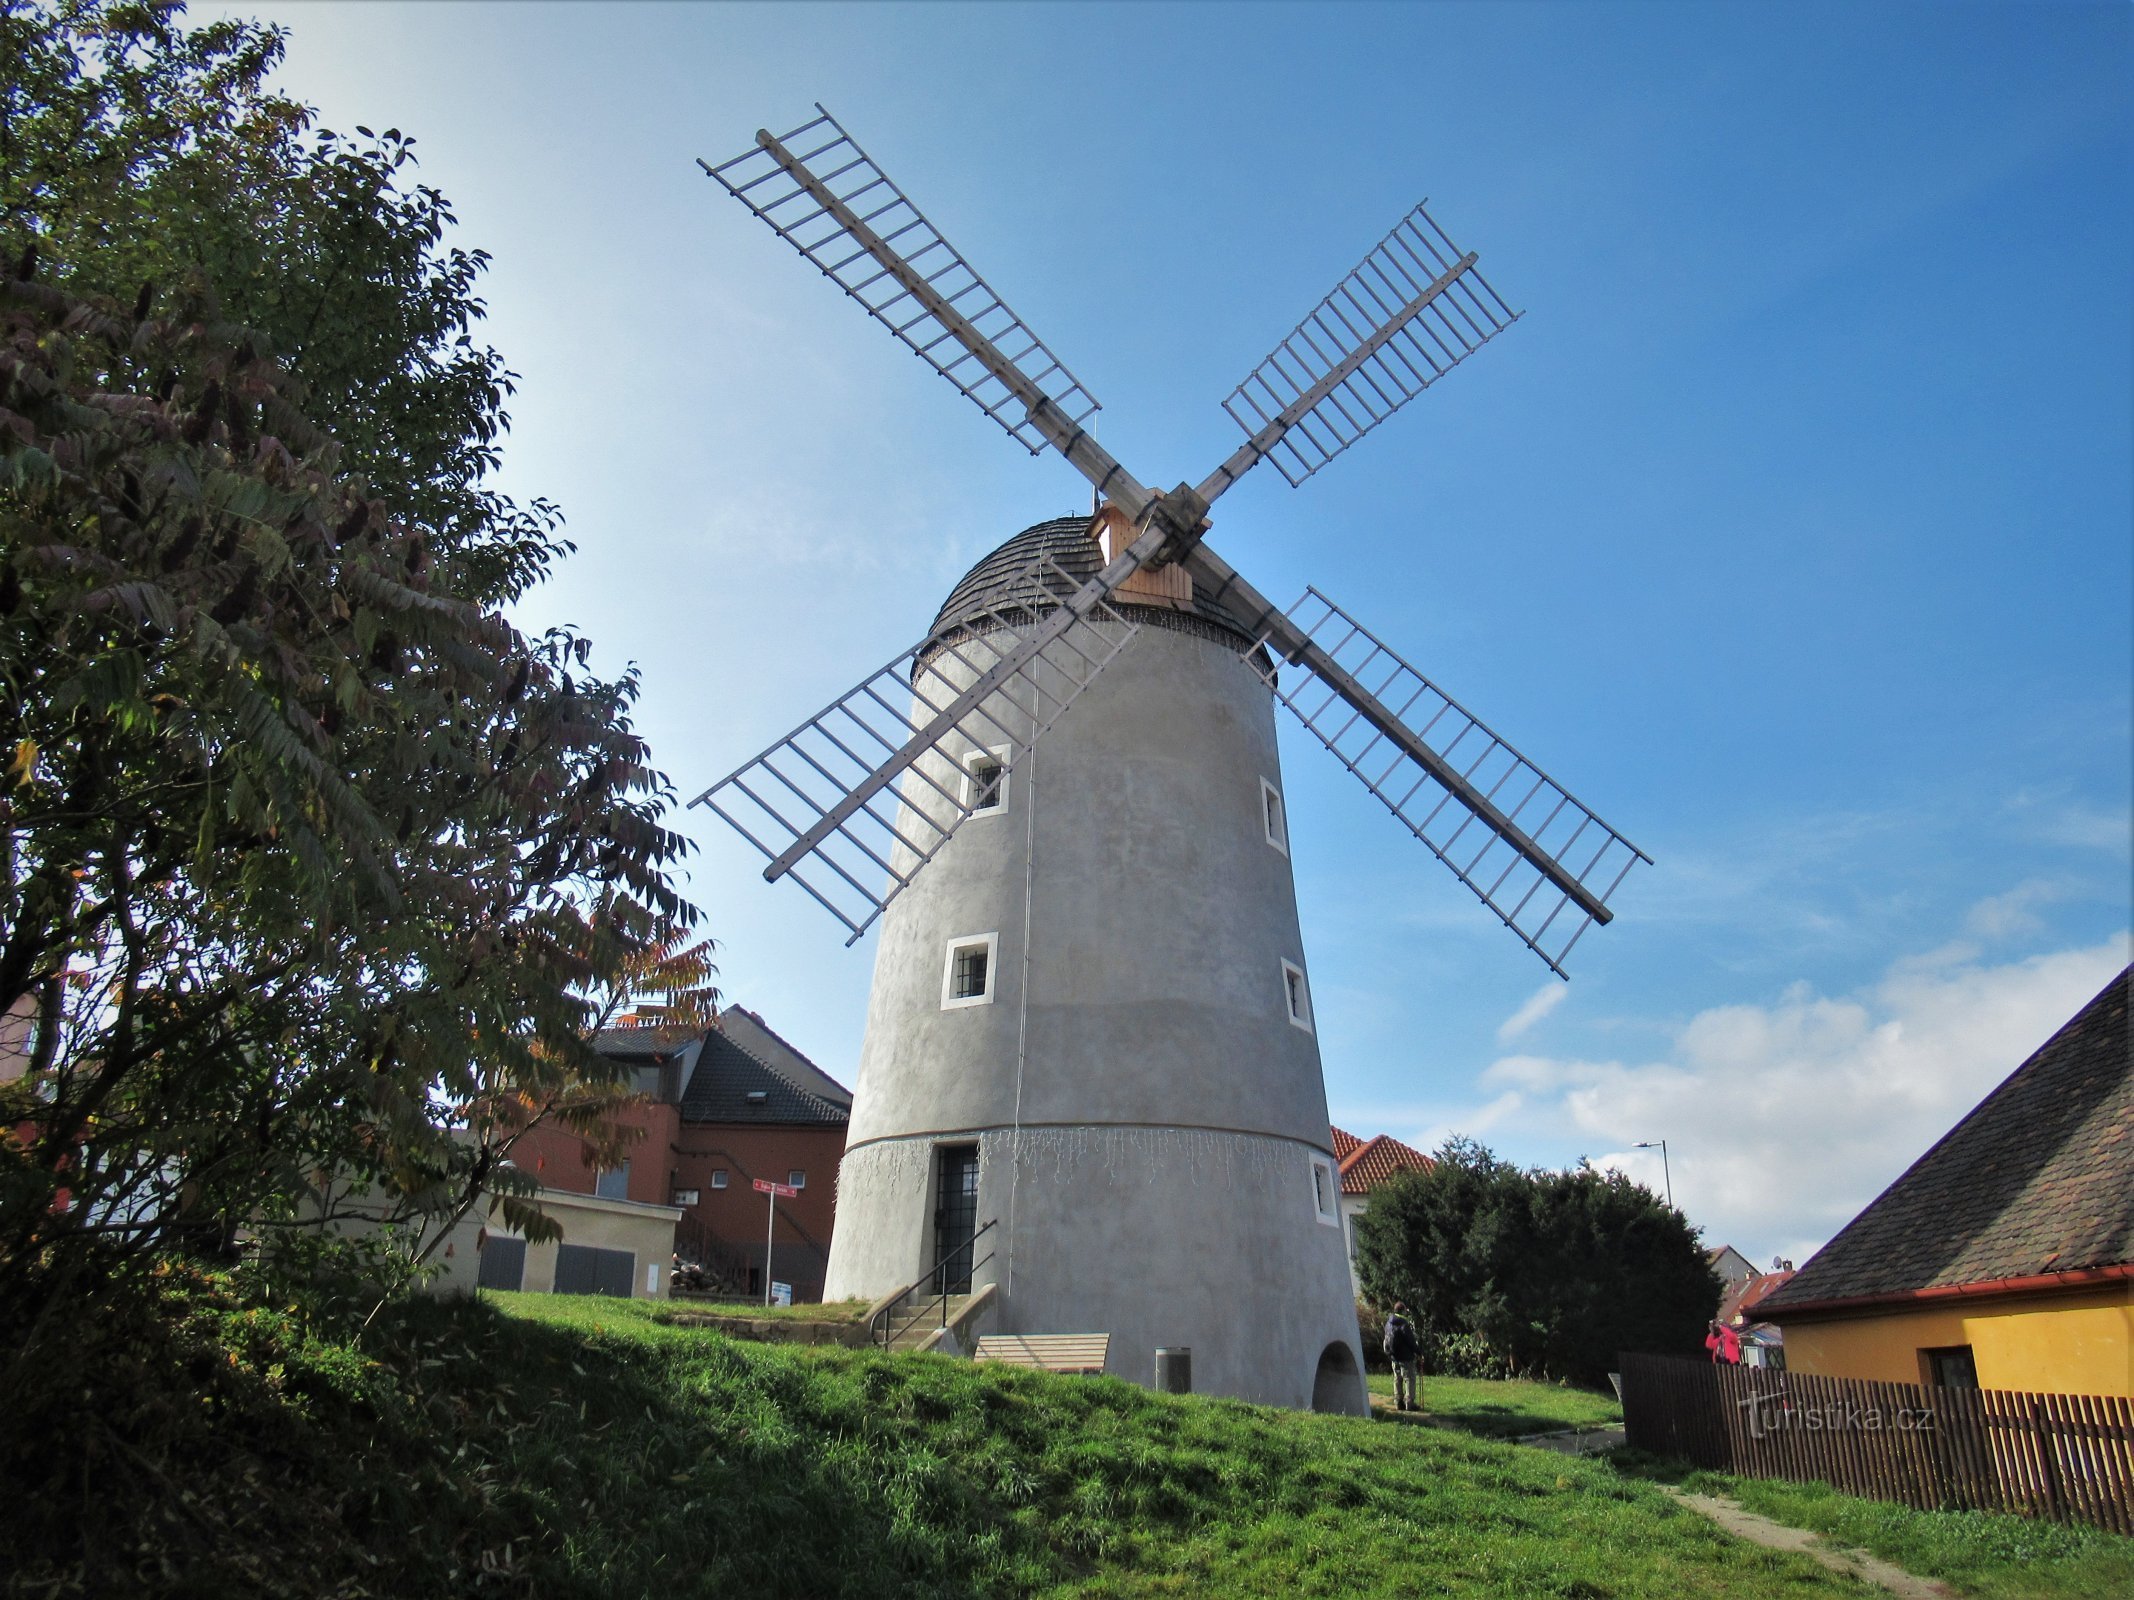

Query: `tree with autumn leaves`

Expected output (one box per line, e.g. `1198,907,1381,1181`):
0,1,713,1323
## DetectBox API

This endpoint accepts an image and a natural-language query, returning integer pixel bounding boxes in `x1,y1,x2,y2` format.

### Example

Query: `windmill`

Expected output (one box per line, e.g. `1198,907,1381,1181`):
692,107,1647,1411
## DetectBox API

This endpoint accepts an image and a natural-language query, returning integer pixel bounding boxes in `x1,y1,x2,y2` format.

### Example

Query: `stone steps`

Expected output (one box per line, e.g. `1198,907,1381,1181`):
881,1292,982,1351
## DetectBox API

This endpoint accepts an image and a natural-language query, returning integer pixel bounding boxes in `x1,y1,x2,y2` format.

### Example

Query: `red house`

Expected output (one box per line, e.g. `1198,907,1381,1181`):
503,1005,850,1301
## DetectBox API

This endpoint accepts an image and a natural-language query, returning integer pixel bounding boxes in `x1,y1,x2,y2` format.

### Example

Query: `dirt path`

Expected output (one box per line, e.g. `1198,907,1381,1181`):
1661,1487,1958,1600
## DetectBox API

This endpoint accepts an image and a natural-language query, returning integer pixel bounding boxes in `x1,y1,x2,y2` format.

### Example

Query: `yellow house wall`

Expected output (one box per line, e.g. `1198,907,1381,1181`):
1780,1283,2132,1397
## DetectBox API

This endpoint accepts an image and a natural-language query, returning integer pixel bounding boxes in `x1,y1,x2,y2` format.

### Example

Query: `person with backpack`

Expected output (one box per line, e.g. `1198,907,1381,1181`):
1382,1301,1421,1412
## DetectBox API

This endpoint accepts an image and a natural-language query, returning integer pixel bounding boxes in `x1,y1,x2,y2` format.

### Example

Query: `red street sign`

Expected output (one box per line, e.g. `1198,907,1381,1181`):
753,1178,799,1198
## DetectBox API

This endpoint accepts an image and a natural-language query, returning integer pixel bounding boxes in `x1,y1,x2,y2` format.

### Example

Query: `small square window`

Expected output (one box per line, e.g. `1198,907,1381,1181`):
1261,778,1288,855
711,1170,729,1190
961,747,1009,816
1282,959,1313,1033
941,933,999,1010
672,1187,701,1207
1310,1155,1340,1225
788,1169,806,1189
595,1161,631,1201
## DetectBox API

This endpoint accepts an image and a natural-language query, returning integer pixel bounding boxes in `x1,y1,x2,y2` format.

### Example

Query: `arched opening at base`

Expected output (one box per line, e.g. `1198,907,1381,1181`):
1310,1340,1365,1415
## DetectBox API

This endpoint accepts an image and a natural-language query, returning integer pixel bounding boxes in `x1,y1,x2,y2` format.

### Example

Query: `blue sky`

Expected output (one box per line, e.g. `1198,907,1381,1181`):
213,1,2131,1267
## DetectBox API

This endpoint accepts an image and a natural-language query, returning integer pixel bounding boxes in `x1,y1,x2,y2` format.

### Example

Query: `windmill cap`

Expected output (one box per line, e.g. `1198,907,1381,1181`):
928,515,1260,649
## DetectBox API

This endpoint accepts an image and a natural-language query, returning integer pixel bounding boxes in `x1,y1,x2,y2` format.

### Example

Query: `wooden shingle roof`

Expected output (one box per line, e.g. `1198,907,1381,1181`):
1760,965,2132,1318
929,515,1261,647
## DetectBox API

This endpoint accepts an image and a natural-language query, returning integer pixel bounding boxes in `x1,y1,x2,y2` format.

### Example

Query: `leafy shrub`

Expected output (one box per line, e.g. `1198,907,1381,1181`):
1355,1300,1390,1371
1353,1136,1719,1386
1423,1330,1504,1379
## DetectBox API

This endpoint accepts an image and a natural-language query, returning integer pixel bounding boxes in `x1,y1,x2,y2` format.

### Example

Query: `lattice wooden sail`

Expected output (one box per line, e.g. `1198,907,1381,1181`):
695,554,1138,943
1216,205,1518,490
1245,588,1647,975
701,106,1102,457
697,104,1647,973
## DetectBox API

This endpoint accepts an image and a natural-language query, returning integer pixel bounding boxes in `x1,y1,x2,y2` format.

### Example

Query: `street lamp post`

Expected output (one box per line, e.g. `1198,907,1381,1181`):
1633,1139,1672,1210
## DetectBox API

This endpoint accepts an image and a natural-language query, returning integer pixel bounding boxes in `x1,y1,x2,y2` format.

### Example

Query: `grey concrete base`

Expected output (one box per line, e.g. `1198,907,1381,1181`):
826,1125,1368,1414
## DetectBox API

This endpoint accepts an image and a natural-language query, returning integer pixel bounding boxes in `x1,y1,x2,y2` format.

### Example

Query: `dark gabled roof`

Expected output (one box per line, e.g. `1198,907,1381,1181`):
930,515,1261,647
718,1005,852,1110
678,1027,848,1128
589,1027,682,1063
1761,966,2132,1317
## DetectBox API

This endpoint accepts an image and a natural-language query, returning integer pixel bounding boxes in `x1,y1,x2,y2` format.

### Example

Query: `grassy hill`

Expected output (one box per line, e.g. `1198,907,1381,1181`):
4,1272,2119,1597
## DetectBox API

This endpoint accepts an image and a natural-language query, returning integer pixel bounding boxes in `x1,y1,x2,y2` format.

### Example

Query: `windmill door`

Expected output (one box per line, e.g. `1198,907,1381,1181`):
933,1145,979,1294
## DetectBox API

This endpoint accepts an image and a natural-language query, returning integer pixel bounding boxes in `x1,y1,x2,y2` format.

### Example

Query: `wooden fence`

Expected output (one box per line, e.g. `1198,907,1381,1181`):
1619,1352,2134,1535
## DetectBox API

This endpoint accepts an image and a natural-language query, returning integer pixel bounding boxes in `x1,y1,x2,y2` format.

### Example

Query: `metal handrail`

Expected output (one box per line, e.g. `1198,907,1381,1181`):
872,1218,996,1349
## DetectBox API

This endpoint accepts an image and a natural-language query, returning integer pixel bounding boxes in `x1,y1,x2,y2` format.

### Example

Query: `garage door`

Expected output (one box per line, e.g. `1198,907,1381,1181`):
477,1235,526,1291
554,1243,636,1298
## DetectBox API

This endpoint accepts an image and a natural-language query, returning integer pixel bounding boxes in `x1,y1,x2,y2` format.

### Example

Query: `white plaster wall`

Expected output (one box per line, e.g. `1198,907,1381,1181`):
824,612,1364,1412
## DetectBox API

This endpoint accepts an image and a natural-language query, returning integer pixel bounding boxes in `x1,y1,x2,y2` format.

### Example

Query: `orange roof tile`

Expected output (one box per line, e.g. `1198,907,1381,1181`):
1721,1269,1794,1326
1337,1132,1432,1195
1330,1126,1362,1161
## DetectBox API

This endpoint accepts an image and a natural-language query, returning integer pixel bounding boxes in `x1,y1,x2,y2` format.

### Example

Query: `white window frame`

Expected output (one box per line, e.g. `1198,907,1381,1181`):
1310,1153,1341,1226
1260,777,1288,856
671,1187,701,1207
787,1169,807,1189
1281,958,1314,1034
941,932,1000,1010
711,1170,729,1190
959,746,1010,817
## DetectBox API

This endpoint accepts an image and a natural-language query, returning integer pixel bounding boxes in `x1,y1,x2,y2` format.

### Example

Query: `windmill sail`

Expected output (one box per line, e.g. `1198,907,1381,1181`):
701,106,1103,460
692,552,1139,944
1198,204,1519,502
1186,548,1645,976
698,107,1646,967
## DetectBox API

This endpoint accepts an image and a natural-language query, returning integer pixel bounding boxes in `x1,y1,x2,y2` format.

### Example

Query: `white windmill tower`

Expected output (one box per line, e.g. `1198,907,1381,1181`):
694,108,1647,1412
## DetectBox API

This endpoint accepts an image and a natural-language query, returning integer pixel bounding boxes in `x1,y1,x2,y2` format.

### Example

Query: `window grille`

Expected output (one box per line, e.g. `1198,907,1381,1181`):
942,933,1000,1010
965,753,1005,813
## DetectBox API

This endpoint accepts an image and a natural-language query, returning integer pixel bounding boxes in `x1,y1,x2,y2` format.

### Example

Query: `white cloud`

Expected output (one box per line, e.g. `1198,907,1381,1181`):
1439,933,2130,1270
1496,982,1568,1042
1964,878,2072,939
2037,804,2133,855
2001,787,2133,856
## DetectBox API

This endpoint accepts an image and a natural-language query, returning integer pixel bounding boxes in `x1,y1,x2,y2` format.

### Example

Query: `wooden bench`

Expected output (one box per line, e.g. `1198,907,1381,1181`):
974,1333,1111,1375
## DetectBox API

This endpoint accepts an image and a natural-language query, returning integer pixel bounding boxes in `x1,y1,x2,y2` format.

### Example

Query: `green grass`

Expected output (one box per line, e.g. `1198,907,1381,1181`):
1611,1453,2134,1600
21,1270,2121,1599
1370,1371,1624,1438
601,1290,872,1324
483,1292,1858,1599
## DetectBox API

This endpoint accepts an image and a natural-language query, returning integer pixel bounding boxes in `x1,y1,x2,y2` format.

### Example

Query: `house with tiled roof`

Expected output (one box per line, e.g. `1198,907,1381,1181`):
1759,965,2132,1396
1329,1126,1433,1292
1707,1244,1758,1288
482,1006,851,1303
1718,1267,1795,1368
